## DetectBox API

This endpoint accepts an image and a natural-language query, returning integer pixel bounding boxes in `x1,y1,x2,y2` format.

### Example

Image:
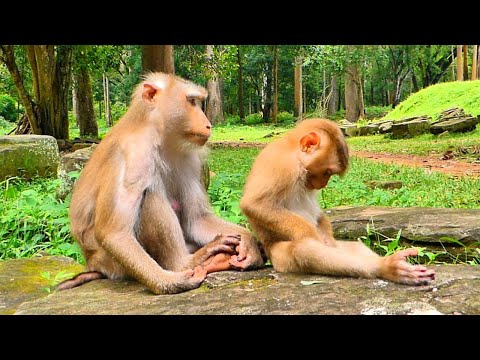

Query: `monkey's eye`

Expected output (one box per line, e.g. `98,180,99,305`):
187,96,196,106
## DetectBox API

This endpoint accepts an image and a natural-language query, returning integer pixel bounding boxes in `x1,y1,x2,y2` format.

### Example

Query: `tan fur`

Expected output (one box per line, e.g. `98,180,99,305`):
66,72,263,295
240,118,435,285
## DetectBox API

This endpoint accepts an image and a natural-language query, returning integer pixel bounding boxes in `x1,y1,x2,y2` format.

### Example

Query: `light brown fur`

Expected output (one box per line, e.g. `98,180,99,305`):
62,72,263,295
240,118,435,285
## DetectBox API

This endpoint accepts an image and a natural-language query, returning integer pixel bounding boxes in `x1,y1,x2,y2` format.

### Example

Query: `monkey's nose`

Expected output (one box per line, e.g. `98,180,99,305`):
206,125,211,129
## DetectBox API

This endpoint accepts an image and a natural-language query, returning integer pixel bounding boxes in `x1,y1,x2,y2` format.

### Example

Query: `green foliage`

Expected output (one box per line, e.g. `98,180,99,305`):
244,113,264,125
110,101,128,123
41,270,75,293
208,174,245,225
225,115,241,125
383,80,480,120
0,115,14,135
0,94,17,122
276,111,295,124
0,176,83,263
365,106,391,120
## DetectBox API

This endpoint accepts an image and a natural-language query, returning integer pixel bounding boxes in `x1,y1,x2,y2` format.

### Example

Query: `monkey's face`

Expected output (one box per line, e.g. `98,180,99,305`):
300,132,344,190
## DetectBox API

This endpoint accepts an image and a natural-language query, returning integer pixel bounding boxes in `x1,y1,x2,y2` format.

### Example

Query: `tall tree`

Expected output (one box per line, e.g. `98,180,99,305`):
463,45,469,80
344,45,364,123
473,45,478,80
327,75,338,116
272,45,278,124
0,45,72,138
457,45,464,81
74,52,98,137
141,45,175,74
205,45,224,124
237,46,245,121
294,55,303,120
103,74,112,126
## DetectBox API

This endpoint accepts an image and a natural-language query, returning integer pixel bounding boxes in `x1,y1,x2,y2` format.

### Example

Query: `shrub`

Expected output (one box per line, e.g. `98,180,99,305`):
110,101,128,122
277,111,295,124
365,106,391,120
244,113,264,125
0,94,17,122
225,115,241,125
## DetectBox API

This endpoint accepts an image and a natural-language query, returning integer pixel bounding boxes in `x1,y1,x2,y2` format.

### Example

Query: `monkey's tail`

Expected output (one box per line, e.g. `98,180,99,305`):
56,271,106,291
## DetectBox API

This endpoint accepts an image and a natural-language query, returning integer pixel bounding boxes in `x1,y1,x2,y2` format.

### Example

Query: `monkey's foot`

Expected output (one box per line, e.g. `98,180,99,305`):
201,253,234,273
152,267,207,295
379,248,436,286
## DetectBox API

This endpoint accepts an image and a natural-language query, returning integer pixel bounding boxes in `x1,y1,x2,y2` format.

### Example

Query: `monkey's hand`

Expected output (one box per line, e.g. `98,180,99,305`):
228,235,265,271
186,234,240,269
379,248,436,286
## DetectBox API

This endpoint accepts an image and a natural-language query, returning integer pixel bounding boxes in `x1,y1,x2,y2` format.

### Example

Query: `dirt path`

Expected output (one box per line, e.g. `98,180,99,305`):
353,151,480,178
210,141,480,178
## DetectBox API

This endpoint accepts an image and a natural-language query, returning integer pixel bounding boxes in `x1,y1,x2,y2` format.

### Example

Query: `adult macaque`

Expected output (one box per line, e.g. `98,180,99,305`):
240,118,435,285
59,72,263,295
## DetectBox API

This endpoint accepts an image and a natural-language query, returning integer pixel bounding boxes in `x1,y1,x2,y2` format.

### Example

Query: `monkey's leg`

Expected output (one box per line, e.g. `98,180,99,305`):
269,239,435,285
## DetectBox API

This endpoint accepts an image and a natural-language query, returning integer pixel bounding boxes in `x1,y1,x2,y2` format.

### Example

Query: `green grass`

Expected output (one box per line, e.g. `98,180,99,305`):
347,123,480,157
382,80,480,120
210,124,292,143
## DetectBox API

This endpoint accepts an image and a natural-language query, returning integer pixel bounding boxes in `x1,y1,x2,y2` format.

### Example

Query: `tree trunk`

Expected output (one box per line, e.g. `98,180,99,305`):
345,67,363,121
294,56,303,121
237,46,245,121
103,74,112,127
457,45,464,81
248,93,252,115
463,45,469,80
205,45,224,125
1,45,40,134
75,66,98,138
141,45,175,74
72,77,78,126
262,61,272,122
451,46,456,81
272,45,278,124
327,75,338,116
472,45,478,80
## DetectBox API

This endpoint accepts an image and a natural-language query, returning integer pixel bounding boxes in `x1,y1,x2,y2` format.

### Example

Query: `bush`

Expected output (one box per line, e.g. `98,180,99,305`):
0,94,17,122
244,113,264,125
277,111,295,124
365,106,392,120
225,115,241,125
110,101,128,122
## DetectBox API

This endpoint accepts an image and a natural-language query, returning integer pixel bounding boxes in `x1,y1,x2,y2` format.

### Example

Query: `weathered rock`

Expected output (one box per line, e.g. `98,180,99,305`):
0,256,84,315
357,124,380,136
56,145,97,200
70,143,95,152
327,206,480,256
339,125,359,137
430,116,480,134
378,121,393,134
391,119,431,139
364,180,403,190
0,135,59,181
7,257,479,315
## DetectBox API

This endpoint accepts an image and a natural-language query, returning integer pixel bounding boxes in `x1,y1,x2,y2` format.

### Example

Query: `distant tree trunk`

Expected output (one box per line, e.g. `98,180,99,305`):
103,74,112,126
345,67,363,122
472,45,478,80
248,93,252,115
205,45,224,124
463,45,469,80
294,56,303,121
457,45,464,81
411,71,419,92
75,66,98,138
272,45,278,124
451,46,456,81
141,45,175,74
72,77,78,126
262,63,272,122
237,46,245,121
327,75,338,116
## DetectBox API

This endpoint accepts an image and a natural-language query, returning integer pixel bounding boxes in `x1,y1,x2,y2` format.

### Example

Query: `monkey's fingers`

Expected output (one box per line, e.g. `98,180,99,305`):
202,253,233,273
191,266,207,281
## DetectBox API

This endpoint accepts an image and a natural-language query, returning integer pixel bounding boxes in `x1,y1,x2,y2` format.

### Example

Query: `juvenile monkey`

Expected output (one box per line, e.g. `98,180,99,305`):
59,72,264,295
240,118,435,285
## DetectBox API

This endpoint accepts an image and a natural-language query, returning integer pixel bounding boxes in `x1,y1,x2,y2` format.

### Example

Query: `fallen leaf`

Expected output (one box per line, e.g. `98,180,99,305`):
300,280,323,286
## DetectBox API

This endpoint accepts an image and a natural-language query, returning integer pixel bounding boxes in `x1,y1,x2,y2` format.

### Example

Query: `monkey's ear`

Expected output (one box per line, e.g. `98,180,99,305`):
142,83,159,104
300,132,320,153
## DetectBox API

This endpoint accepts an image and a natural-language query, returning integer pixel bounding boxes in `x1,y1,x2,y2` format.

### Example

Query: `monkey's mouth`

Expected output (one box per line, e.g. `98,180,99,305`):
186,132,210,145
